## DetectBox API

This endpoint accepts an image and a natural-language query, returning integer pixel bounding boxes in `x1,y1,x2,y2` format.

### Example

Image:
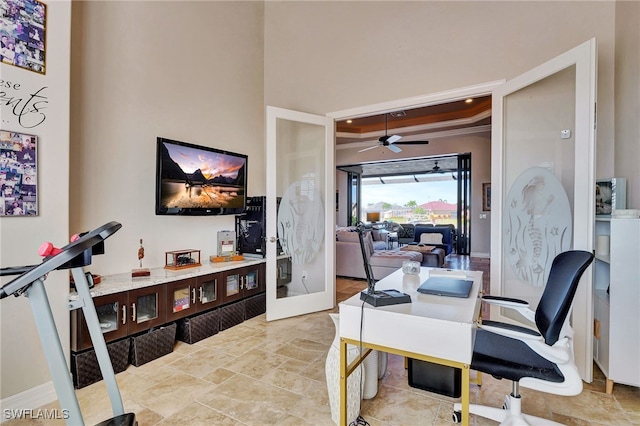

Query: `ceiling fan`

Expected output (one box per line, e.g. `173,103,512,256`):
358,113,429,153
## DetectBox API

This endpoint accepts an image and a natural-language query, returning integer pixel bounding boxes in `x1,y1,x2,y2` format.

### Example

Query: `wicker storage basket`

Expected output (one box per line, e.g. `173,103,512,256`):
244,292,266,320
176,308,220,344
130,323,176,367
71,338,130,389
219,300,245,331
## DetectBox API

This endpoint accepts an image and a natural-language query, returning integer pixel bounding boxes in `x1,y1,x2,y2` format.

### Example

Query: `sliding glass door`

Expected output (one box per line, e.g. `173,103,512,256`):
342,154,471,253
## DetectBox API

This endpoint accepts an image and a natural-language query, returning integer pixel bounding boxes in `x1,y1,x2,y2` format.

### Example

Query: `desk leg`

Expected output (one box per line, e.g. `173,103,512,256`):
339,338,347,426
461,364,470,426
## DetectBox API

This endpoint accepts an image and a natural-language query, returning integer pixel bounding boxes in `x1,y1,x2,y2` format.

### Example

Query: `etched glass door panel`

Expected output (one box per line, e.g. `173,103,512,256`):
492,39,596,380
266,107,335,321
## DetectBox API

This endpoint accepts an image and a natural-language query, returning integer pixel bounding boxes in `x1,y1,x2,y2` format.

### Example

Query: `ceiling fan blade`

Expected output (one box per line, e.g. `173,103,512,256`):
387,134,401,144
358,145,379,153
386,144,402,153
394,140,429,145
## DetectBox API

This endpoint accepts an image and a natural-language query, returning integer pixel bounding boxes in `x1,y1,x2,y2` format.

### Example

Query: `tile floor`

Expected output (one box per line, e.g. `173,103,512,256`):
5,267,640,425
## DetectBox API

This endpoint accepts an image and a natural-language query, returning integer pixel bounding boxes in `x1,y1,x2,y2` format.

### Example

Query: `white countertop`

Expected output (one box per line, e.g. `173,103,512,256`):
70,258,265,299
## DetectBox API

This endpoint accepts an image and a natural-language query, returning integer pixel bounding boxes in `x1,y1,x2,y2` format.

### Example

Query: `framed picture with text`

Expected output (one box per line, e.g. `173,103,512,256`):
0,0,47,74
0,130,38,216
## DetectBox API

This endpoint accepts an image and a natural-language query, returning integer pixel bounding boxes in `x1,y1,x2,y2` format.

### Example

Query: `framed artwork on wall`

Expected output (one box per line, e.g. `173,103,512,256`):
0,130,37,216
595,178,626,217
0,0,47,74
482,182,491,211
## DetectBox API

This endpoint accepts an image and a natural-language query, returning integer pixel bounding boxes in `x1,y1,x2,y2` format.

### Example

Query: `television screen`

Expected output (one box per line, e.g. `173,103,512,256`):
156,137,247,216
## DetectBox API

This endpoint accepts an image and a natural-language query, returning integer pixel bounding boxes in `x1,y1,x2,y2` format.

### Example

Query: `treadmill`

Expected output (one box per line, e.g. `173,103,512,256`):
0,221,136,426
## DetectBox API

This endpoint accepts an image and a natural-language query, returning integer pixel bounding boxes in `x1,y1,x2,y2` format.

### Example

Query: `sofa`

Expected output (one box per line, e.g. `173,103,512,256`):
335,228,422,280
413,224,456,255
396,223,415,246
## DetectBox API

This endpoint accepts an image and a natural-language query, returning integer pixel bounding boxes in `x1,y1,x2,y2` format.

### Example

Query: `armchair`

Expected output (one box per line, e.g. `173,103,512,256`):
453,250,594,425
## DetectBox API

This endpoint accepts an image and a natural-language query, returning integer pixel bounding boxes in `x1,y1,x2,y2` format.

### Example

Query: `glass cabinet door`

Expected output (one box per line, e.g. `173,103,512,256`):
71,292,127,352
222,271,242,303
245,269,258,291
166,278,197,321
197,273,221,311
243,264,265,296
96,301,120,334
128,285,166,334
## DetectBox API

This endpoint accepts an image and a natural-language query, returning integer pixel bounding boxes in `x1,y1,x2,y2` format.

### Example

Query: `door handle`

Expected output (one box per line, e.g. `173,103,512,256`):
131,303,136,322
192,288,196,304
122,305,127,325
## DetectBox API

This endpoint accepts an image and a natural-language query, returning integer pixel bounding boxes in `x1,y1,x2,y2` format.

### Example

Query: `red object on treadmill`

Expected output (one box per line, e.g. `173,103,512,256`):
38,242,63,257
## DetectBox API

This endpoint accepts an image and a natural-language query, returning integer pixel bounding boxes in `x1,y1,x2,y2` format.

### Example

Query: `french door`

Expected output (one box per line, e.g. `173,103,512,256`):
265,106,335,321
491,39,597,380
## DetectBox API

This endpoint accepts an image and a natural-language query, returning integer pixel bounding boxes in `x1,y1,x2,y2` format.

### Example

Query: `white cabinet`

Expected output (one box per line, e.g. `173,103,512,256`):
593,218,640,393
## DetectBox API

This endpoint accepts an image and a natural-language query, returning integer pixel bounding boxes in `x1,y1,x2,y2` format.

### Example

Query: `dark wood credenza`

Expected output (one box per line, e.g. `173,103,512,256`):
69,259,266,387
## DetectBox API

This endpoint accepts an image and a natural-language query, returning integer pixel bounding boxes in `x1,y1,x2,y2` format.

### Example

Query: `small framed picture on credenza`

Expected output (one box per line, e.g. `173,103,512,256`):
595,178,626,217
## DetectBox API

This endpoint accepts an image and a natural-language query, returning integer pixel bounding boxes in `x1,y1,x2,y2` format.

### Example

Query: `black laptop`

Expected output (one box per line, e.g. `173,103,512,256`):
417,276,474,298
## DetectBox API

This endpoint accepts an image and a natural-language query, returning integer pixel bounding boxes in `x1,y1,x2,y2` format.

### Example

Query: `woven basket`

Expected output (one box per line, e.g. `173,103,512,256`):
244,292,266,320
220,300,245,331
130,323,176,367
71,338,130,389
176,308,220,344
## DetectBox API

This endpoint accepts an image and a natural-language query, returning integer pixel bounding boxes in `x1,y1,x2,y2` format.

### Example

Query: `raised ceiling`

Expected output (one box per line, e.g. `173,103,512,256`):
335,95,492,146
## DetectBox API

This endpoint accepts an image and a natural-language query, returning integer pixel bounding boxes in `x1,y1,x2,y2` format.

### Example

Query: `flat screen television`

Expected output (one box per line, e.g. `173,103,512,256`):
155,137,247,216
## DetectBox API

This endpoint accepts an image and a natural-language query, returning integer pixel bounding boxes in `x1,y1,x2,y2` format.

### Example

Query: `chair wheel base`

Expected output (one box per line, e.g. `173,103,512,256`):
452,410,462,423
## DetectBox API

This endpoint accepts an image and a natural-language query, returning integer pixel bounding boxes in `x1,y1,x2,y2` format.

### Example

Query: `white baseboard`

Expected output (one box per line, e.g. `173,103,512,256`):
0,382,57,423
470,251,490,258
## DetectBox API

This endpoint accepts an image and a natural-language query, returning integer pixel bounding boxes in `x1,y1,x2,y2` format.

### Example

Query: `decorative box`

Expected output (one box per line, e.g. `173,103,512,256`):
220,300,245,331
164,249,201,270
176,308,220,344
129,323,176,367
71,338,130,389
245,292,266,320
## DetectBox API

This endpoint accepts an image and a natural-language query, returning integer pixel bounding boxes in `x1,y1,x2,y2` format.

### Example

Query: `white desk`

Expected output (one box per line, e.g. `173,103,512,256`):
338,267,483,426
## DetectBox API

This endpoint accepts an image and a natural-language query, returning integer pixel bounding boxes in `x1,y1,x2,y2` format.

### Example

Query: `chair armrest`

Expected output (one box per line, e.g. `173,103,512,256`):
482,295,535,323
478,320,543,342
482,295,529,307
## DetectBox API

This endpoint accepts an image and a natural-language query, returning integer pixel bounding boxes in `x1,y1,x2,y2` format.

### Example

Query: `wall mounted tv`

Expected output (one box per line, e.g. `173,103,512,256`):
156,137,247,216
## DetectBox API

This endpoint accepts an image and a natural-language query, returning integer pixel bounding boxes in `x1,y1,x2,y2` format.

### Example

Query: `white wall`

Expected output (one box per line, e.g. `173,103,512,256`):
264,0,618,189
614,1,640,208
69,1,265,275
0,0,71,402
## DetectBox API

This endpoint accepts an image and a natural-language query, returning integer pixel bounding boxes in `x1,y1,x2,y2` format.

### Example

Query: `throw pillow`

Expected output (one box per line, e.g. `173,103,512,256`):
420,233,443,245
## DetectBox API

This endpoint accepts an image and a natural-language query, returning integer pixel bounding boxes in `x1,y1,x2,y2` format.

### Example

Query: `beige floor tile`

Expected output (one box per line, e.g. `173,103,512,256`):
5,274,638,426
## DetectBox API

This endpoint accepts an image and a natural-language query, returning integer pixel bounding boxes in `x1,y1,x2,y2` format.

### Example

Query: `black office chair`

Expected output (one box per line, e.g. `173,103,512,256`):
453,250,594,425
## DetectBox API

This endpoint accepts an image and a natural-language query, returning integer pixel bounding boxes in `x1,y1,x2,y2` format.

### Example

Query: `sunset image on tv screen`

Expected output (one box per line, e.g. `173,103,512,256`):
159,141,246,210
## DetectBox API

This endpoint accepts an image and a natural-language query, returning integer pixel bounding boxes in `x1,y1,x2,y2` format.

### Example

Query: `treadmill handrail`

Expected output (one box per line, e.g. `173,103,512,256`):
0,221,122,299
